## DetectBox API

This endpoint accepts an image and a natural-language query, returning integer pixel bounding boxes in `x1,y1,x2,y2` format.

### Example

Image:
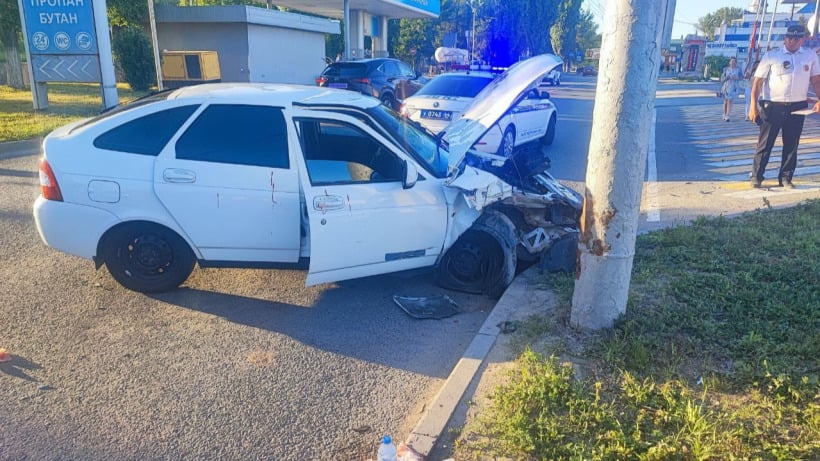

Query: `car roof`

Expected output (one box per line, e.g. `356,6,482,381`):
432,71,496,79
164,83,381,109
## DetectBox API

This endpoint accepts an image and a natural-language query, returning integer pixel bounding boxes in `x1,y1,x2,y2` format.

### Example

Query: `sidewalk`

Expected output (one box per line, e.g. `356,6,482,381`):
411,177,820,460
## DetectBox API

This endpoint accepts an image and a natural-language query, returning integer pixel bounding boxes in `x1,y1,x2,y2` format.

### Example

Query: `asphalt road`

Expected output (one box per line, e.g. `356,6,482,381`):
0,150,495,459
5,74,820,460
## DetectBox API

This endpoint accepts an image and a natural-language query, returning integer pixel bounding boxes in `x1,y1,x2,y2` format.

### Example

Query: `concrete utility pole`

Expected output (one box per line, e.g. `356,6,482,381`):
571,0,667,329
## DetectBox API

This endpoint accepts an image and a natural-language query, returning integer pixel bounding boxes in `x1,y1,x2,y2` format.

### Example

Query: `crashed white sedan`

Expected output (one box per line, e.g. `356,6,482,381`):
33,54,580,297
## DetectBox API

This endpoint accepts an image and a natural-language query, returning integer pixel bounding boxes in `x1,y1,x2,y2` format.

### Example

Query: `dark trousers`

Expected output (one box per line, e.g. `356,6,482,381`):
752,100,807,183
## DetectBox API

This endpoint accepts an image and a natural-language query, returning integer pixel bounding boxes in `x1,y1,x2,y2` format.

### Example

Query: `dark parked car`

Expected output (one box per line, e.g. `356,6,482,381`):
315,58,424,110
578,66,598,76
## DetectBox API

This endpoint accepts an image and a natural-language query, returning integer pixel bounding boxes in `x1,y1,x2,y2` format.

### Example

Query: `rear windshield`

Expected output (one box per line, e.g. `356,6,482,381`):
321,63,368,78
70,90,176,134
415,75,494,98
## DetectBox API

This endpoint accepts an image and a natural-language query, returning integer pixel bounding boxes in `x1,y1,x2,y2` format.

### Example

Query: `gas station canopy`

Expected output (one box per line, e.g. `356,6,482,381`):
257,0,439,19
254,0,440,60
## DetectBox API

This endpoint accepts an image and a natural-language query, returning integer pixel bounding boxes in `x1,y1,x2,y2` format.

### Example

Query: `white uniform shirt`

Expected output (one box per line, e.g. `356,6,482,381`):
754,46,820,102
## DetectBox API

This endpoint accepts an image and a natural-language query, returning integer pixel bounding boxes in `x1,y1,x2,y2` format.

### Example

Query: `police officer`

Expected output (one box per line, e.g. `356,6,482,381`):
748,24,820,188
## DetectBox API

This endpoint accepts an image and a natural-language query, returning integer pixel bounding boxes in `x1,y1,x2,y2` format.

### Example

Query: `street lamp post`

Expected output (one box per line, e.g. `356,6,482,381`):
469,0,477,62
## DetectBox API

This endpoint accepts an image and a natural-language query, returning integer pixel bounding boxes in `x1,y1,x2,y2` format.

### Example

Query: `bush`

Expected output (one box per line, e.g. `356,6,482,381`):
112,26,155,92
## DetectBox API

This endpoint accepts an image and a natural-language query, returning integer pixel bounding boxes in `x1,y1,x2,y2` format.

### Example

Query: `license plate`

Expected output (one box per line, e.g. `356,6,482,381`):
329,83,348,89
420,109,453,121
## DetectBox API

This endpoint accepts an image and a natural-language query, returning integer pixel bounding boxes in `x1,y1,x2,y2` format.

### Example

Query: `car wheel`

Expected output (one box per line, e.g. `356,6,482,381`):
541,114,557,146
380,93,397,111
436,230,508,298
102,222,196,293
497,126,515,158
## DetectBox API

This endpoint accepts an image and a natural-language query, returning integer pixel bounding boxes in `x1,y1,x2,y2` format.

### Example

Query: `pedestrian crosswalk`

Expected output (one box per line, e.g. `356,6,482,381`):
678,105,820,182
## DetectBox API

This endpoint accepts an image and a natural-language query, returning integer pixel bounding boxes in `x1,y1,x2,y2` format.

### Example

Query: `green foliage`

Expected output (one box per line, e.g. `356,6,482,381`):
576,8,601,58
107,0,148,28
0,0,20,38
111,27,155,92
698,7,744,40
392,0,590,67
459,201,820,459
550,0,583,60
705,55,730,79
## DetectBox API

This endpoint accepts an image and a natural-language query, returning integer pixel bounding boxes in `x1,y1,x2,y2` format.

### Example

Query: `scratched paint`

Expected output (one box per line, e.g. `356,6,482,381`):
270,171,277,205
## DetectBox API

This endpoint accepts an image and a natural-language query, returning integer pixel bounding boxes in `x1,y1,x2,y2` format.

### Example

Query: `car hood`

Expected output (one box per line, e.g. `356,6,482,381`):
442,54,563,171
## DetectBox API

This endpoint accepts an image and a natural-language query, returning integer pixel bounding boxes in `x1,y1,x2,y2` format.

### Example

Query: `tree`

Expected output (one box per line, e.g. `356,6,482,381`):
571,0,668,329
550,0,583,64
697,7,744,41
575,8,602,61
0,0,24,88
112,26,155,91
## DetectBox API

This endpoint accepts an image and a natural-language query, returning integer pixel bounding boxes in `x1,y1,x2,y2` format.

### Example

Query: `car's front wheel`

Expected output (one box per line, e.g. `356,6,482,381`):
101,222,196,293
497,126,515,158
436,230,510,298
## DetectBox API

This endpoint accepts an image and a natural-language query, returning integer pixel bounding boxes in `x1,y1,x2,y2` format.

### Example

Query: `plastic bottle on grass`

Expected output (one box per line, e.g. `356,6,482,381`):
377,435,397,461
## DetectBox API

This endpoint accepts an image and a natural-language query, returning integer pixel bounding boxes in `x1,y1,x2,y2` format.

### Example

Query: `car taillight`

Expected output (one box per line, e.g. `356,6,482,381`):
316,76,328,86
38,158,63,202
351,77,370,84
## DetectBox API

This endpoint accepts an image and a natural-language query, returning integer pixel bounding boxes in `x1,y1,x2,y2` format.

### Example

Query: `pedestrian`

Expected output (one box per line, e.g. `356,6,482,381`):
744,59,760,120
748,24,820,188
720,57,742,121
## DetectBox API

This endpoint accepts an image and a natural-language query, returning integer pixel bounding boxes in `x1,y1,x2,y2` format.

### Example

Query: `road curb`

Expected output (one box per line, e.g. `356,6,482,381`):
0,138,41,160
404,268,530,457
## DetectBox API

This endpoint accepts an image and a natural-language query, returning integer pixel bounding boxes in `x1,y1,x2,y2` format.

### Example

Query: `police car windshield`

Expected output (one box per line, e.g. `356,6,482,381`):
415,74,495,98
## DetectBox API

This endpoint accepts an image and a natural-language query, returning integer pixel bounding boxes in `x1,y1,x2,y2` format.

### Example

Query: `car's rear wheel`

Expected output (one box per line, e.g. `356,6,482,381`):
541,114,557,146
436,230,509,298
497,126,515,158
102,222,196,293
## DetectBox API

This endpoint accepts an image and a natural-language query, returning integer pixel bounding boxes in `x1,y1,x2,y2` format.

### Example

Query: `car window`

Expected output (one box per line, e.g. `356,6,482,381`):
382,61,400,77
296,118,404,185
175,104,289,168
415,75,494,98
93,105,199,156
398,61,414,77
322,63,367,78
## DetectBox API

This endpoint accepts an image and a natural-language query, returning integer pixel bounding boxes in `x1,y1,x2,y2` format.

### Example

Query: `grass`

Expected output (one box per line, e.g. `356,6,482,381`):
457,202,820,460
0,83,149,143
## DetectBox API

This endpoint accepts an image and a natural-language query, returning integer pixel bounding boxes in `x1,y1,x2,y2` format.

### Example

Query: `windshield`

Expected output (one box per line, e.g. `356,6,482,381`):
415,74,494,98
365,104,450,177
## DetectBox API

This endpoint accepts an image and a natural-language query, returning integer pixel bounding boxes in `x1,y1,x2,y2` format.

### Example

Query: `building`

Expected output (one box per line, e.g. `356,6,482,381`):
155,6,338,85
706,2,815,73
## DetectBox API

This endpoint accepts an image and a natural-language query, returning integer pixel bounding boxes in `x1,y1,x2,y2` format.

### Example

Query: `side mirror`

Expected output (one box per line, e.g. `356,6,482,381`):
540,90,551,99
403,160,418,189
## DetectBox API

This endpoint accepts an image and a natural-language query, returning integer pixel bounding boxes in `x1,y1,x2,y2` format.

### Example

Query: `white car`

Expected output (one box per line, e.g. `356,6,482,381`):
400,70,558,158
541,67,561,86
33,54,580,297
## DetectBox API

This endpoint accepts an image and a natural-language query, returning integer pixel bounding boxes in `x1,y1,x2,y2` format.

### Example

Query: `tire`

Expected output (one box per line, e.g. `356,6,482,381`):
497,125,515,158
436,230,509,298
541,114,556,146
380,93,397,111
101,222,196,293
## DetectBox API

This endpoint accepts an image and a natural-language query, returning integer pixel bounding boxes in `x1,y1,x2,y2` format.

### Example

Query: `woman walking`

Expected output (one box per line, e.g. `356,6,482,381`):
721,57,743,121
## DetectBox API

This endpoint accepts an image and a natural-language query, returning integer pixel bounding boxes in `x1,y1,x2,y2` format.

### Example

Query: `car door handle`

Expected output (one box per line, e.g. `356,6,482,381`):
313,195,345,212
163,169,196,183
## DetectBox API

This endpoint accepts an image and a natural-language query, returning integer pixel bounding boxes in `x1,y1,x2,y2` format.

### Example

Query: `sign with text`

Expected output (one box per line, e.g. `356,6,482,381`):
23,0,98,55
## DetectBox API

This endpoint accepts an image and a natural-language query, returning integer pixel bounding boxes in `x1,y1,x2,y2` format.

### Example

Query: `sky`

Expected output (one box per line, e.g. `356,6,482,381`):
585,0,766,39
